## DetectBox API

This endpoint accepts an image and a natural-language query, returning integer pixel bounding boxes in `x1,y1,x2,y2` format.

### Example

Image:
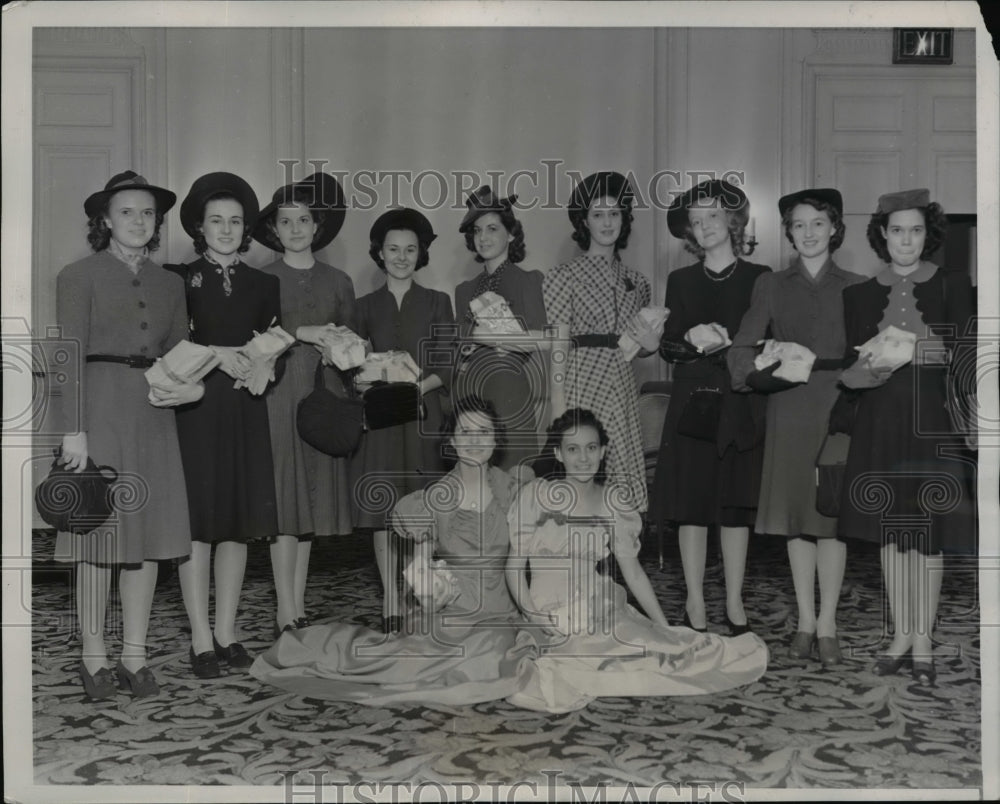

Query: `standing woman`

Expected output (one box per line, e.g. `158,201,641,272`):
253,172,356,636
840,189,975,685
169,172,280,677
728,188,863,664
352,208,455,633
651,179,769,633
454,186,548,470
55,171,204,698
543,171,660,512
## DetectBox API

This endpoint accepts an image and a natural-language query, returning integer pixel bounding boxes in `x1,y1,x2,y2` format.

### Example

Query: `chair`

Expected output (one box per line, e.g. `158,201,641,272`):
637,381,671,567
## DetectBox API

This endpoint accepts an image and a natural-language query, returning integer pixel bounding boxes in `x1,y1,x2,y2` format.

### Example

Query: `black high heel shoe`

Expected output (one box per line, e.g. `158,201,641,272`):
724,614,752,636
872,652,911,676
115,660,159,698
78,661,118,701
213,636,253,669
681,610,708,633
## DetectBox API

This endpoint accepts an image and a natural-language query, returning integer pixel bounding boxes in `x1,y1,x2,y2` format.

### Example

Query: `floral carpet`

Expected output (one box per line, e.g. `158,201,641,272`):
29,529,982,793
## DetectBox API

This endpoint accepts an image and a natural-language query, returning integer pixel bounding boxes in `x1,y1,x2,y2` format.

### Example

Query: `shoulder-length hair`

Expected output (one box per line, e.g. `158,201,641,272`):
569,197,634,253
681,204,750,260
86,196,165,253
369,230,432,272
545,407,610,486
866,202,948,263
781,197,846,253
440,395,507,468
463,208,527,265
192,191,255,255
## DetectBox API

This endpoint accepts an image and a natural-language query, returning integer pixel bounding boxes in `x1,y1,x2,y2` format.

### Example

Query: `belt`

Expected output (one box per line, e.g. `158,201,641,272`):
86,354,156,369
571,334,618,349
812,358,847,371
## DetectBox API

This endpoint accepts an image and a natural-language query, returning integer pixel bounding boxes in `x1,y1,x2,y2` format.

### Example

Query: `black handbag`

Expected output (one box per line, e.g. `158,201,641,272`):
815,432,851,517
35,452,118,534
677,387,723,441
363,381,425,431
296,361,364,457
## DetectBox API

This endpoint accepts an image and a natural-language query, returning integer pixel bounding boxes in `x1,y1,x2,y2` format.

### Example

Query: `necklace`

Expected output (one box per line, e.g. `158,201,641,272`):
703,259,738,282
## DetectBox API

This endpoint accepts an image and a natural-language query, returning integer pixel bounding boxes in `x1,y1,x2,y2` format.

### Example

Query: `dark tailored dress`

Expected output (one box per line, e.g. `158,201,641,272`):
651,260,769,530
838,263,976,554
259,259,356,537
53,251,193,565
728,258,865,538
166,258,280,544
454,263,548,470
351,282,455,530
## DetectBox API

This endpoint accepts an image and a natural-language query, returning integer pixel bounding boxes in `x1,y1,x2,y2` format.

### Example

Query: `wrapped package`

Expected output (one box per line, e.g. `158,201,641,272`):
618,305,670,360
685,322,731,354
856,325,917,372
356,350,421,384
320,325,368,370
469,291,527,336
145,340,220,401
403,555,461,611
235,325,296,395
754,339,817,383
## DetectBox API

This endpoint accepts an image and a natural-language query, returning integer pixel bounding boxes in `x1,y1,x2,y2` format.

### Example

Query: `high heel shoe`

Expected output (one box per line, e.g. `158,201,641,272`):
681,610,708,633
189,646,222,679
115,661,159,698
295,616,311,629
724,614,752,636
788,631,816,660
872,652,910,676
912,660,936,686
213,636,253,669
78,661,118,701
273,621,297,640
817,635,843,667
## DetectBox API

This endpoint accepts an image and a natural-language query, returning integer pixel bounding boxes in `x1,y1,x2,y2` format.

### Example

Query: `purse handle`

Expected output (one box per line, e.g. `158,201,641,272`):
51,447,119,483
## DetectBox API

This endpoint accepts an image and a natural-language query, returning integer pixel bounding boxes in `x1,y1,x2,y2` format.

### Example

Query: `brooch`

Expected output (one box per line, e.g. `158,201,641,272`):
190,271,203,288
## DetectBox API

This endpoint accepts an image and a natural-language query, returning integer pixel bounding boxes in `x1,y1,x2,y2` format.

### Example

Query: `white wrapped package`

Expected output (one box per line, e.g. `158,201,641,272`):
235,325,296,395
856,325,917,372
685,322,731,354
469,291,526,336
754,339,817,383
618,305,670,361
321,325,368,370
403,556,461,611
357,350,421,384
145,340,220,401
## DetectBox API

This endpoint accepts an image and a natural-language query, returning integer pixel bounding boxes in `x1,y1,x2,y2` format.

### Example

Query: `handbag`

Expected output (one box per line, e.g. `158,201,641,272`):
363,381,425,431
815,432,851,517
35,451,118,534
677,387,723,441
296,360,364,457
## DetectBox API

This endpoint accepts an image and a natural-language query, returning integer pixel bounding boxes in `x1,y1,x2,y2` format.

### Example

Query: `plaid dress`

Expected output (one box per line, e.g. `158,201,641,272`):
543,254,650,511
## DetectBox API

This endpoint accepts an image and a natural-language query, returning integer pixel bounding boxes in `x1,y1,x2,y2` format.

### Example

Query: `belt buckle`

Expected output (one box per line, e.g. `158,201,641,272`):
127,355,149,368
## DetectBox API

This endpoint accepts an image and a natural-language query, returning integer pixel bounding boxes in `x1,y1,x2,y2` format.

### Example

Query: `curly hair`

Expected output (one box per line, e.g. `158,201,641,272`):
569,197,634,253
681,204,750,260
463,208,527,265
545,407,610,485
192,191,255,255
369,230,432,272
781,197,846,253
440,395,507,468
866,201,948,264
264,190,329,249
85,197,165,253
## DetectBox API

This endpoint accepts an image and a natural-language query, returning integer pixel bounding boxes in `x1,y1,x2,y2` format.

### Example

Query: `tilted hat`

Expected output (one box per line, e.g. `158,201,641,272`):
877,188,931,215
253,172,347,252
369,207,437,247
458,186,518,233
179,172,260,240
778,187,843,218
84,170,176,219
667,179,748,239
567,171,634,222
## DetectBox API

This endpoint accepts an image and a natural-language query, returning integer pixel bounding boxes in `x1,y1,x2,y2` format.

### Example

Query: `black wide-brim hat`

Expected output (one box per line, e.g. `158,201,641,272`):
778,187,843,218
253,172,347,252
567,171,634,221
84,170,176,219
458,185,518,233
179,172,260,240
369,208,437,247
667,179,748,239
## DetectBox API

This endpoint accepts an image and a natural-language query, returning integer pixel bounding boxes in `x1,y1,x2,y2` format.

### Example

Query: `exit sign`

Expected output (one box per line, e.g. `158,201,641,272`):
893,29,954,64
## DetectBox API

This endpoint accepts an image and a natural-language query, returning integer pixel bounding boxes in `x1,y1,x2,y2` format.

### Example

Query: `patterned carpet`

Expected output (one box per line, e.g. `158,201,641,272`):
29,528,982,792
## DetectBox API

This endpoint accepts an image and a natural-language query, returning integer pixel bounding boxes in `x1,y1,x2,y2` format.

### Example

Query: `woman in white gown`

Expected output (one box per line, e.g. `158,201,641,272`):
505,408,769,713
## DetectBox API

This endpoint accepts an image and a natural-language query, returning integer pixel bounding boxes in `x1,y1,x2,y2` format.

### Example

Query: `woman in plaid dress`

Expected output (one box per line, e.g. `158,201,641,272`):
543,172,662,513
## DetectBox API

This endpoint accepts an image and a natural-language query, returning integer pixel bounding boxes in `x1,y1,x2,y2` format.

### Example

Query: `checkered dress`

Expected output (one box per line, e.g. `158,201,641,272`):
543,254,650,511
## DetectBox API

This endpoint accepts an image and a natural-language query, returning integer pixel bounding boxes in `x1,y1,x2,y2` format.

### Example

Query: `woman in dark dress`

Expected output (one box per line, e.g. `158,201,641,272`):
652,179,769,634
351,208,454,633
454,186,548,471
169,172,280,678
253,172,356,636
839,188,975,686
729,188,864,665
55,171,203,699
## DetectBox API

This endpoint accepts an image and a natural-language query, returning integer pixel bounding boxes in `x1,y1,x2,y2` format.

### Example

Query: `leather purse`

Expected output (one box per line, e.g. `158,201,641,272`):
35,452,118,534
296,361,364,457
677,387,723,441
363,381,425,431
815,432,851,517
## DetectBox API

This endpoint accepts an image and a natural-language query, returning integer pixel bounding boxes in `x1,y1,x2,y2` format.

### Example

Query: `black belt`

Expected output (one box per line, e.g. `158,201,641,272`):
571,334,618,349
812,358,847,371
86,354,155,369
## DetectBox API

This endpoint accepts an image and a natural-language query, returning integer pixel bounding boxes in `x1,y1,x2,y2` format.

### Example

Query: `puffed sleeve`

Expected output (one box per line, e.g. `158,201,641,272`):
507,479,542,557
542,264,573,327
609,490,642,559
55,262,92,433
390,488,436,544
728,271,773,390
487,465,518,513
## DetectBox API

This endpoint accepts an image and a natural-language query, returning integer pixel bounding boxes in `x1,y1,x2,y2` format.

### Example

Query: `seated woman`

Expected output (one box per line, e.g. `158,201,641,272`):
250,396,532,705
505,409,769,714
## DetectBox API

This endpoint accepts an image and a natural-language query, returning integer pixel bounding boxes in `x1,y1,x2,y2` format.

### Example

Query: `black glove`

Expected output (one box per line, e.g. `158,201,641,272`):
745,362,802,393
